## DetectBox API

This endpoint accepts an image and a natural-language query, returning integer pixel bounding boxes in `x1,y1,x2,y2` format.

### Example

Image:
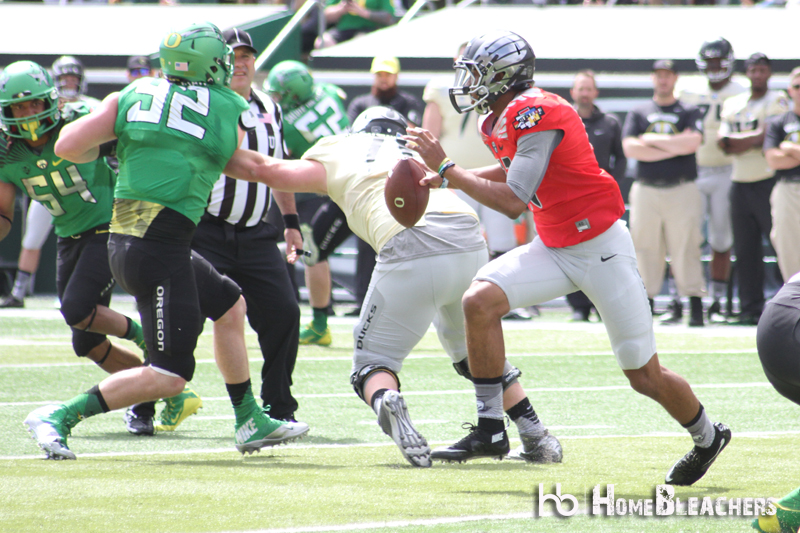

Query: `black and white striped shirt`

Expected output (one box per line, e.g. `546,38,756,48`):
206,88,287,227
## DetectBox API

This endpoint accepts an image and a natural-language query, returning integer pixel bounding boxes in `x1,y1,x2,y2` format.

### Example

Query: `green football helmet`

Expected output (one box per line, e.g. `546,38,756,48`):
159,22,233,86
0,60,60,142
265,60,314,111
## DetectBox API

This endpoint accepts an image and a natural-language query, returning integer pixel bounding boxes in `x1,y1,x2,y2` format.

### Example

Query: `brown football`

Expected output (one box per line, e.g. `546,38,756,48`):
384,157,430,228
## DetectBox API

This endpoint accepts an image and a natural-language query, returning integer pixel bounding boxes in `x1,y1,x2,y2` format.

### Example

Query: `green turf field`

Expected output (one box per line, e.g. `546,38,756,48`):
0,296,795,533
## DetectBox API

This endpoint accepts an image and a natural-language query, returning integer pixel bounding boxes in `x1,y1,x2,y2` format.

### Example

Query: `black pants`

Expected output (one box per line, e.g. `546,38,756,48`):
757,281,800,406
731,178,777,317
192,217,301,418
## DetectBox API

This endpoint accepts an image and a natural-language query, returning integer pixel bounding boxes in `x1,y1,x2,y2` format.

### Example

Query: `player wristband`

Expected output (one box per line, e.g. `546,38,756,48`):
283,214,301,231
439,177,449,189
0,213,11,225
437,157,452,175
438,161,455,188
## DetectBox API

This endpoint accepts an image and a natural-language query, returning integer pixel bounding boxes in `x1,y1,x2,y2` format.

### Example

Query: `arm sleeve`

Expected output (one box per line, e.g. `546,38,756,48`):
506,129,563,205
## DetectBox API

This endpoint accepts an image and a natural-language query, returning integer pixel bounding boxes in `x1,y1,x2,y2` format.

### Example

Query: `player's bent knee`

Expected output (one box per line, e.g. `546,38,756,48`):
350,365,401,402
218,296,247,325
73,330,107,358
61,301,96,329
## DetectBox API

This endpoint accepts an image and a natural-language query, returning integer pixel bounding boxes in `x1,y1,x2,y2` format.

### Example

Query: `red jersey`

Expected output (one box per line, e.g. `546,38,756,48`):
479,88,625,248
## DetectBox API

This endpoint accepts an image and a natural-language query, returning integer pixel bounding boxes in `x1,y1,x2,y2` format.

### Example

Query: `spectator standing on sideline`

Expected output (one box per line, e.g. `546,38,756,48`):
764,66,800,282
222,106,563,468
315,0,395,49
28,22,308,460
193,28,304,424
623,60,707,327
567,69,627,322
346,55,424,316
421,43,532,321
406,32,728,486
718,53,790,326
265,60,351,346
126,56,153,82
1,56,101,308
676,38,748,322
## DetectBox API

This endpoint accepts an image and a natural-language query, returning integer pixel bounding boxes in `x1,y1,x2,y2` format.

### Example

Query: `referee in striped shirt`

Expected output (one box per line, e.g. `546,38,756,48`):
192,28,305,424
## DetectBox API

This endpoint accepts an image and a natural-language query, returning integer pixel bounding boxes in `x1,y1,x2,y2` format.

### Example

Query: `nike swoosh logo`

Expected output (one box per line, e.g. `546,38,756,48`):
701,437,726,469
600,254,617,262
52,158,64,166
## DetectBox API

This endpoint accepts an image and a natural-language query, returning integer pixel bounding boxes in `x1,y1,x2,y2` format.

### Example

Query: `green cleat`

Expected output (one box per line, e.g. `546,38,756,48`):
155,385,202,432
234,407,309,455
299,323,332,346
23,405,79,460
753,486,800,533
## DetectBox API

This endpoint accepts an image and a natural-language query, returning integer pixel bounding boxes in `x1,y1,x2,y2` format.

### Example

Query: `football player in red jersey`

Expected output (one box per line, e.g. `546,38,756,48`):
405,30,730,486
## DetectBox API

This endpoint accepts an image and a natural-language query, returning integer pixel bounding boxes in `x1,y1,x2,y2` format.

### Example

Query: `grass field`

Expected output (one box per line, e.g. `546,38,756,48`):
0,296,795,533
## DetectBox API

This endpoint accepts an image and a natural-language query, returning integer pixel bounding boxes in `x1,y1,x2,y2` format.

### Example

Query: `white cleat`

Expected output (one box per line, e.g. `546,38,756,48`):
378,391,431,468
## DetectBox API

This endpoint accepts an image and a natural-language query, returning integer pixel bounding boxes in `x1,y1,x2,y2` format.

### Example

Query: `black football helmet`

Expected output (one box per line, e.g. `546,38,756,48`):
449,30,535,115
696,38,734,82
351,106,407,136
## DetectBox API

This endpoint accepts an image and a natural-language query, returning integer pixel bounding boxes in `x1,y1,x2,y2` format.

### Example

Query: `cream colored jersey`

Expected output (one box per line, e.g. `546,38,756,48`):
676,76,749,167
422,76,496,169
720,89,791,183
303,133,478,253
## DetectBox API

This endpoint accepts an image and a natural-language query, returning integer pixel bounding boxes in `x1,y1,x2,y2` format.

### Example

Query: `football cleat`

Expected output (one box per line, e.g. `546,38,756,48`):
124,408,155,436
235,408,309,455
507,430,563,463
0,295,24,308
377,390,431,467
24,405,78,460
431,422,510,463
155,385,202,432
752,486,800,533
659,299,683,325
665,422,731,486
299,323,332,346
707,300,727,324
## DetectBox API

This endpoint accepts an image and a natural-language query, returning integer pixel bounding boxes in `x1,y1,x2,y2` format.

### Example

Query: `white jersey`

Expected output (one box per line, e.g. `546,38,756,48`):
720,89,791,183
676,76,749,167
303,133,477,253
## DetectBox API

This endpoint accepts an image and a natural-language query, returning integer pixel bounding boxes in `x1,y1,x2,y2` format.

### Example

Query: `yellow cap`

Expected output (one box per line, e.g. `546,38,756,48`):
370,55,400,75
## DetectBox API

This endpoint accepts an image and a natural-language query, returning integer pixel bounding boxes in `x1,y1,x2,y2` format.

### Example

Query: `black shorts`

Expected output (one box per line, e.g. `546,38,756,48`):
56,226,114,355
108,233,241,381
757,282,800,406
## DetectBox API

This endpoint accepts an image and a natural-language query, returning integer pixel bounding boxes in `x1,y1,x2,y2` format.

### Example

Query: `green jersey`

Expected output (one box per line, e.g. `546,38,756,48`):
283,83,349,158
112,77,248,233
0,104,114,237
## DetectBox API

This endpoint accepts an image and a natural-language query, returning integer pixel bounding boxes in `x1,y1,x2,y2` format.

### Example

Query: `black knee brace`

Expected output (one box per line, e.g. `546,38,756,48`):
452,359,522,391
350,364,400,402
72,328,107,358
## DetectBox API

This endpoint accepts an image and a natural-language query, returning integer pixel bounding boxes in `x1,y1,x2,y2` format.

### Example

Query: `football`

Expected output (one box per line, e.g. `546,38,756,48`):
384,157,430,228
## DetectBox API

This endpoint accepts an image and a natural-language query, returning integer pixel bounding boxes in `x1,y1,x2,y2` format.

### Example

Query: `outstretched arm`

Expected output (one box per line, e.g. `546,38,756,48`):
55,93,120,163
223,149,329,195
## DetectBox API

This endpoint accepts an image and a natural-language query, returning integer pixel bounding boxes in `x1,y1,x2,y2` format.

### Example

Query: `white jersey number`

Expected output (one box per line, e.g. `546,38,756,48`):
127,81,209,140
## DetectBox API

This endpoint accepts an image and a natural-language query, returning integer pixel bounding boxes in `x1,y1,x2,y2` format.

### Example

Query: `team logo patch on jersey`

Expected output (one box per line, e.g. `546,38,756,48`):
36,159,48,170
514,106,546,131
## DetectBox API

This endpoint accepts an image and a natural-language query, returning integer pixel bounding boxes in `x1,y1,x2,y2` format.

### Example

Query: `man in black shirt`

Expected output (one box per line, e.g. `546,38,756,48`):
622,60,706,327
567,70,627,321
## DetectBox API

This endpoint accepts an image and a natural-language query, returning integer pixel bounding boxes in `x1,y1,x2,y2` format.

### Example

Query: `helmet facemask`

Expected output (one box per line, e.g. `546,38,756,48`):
0,61,61,142
448,31,535,115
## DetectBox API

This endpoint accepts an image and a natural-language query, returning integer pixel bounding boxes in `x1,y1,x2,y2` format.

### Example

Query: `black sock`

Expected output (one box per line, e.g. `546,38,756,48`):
226,379,252,407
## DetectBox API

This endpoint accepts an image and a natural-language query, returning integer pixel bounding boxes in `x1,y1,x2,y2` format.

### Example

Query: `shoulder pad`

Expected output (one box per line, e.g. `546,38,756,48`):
239,109,258,131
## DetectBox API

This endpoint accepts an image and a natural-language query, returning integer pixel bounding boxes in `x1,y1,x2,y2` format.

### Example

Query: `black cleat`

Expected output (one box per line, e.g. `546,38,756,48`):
706,300,727,324
665,422,731,486
124,408,155,436
0,295,24,308
431,422,510,463
659,299,683,325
